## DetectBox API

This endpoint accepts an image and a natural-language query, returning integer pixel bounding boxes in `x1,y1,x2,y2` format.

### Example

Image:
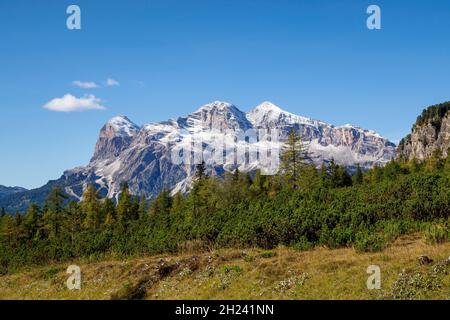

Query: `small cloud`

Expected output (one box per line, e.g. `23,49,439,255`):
72,80,99,89
106,78,120,87
43,94,106,112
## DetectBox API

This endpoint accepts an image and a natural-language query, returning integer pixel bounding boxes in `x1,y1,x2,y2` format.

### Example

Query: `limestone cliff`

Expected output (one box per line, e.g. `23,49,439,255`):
398,102,450,160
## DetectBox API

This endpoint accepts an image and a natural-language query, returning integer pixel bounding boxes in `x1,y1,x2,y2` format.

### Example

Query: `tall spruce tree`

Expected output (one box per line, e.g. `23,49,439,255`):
170,192,185,214
280,129,309,187
250,169,264,196
64,201,84,245
149,190,171,216
191,162,208,216
24,203,41,240
116,183,133,223
328,159,352,187
352,164,364,185
102,198,116,227
138,195,148,219
42,187,67,240
14,213,26,244
82,184,102,230
195,161,206,180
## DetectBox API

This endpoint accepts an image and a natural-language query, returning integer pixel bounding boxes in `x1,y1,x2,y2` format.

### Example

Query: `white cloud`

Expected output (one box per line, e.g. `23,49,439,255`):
43,94,106,112
106,78,120,87
72,80,99,89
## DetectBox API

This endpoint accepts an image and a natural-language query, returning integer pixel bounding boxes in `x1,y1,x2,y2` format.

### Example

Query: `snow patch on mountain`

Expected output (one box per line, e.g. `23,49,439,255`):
247,101,328,129
107,116,140,137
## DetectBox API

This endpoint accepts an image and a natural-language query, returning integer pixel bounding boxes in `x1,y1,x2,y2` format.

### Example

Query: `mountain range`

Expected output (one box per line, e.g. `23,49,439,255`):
0,101,396,212
0,186,27,200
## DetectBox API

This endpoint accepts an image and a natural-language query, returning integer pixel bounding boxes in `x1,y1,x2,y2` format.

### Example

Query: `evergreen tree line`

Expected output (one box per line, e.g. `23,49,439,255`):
415,101,450,128
1,131,449,273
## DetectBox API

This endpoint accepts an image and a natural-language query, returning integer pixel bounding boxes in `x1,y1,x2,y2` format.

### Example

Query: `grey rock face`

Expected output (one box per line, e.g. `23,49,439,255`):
1,101,396,211
398,111,450,160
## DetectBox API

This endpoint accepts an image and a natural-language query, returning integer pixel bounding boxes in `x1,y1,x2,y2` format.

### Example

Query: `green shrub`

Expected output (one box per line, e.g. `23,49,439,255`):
260,251,277,258
42,266,62,279
354,232,386,253
291,237,314,251
424,224,449,244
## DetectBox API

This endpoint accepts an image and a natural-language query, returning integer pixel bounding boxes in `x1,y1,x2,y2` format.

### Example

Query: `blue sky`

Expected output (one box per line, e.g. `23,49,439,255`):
1,0,450,189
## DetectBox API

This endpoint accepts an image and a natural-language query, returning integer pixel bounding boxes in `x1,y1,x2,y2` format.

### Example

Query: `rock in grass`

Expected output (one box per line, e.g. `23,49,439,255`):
417,255,433,266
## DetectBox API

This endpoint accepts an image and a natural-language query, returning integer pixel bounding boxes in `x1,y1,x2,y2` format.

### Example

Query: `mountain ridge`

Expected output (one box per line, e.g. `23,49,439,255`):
0,186,27,201
0,101,396,212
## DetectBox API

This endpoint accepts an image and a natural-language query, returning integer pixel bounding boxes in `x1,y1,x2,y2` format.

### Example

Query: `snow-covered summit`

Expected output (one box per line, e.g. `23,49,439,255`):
246,101,327,128
194,101,235,113
187,101,252,131
107,116,140,137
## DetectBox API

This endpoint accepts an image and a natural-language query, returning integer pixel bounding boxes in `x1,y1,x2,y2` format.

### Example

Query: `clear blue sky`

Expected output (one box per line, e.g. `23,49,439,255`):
1,0,450,189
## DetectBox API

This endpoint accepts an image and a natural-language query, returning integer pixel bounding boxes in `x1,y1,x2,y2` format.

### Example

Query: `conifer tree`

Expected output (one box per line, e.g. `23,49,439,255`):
149,190,171,216
195,161,206,180
280,129,309,187
233,168,240,182
64,202,84,245
138,195,148,219
116,183,132,223
82,184,102,230
328,159,352,187
42,187,67,240
131,196,140,220
335,166,352,187
171,192,185,214
244,172,253,187
250,169,264,195
191,163,208,216
103,211,115,227
352,164,364,185
319,163,330,187
0,215,14,247
296,164,320,191
14,213,26,244
102,198,116,227
24,203,41,240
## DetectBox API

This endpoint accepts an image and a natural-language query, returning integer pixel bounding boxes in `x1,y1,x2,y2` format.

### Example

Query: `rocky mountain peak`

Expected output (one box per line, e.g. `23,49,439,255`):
93,116,141,161
104,116,140,138
253,101,283,112
398,102,450,160
194,101,235,112
247,101,326,129
187,101,252,131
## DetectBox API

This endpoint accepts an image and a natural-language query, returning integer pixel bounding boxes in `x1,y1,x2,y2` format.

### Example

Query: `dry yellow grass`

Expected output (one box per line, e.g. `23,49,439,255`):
0,234,448,300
